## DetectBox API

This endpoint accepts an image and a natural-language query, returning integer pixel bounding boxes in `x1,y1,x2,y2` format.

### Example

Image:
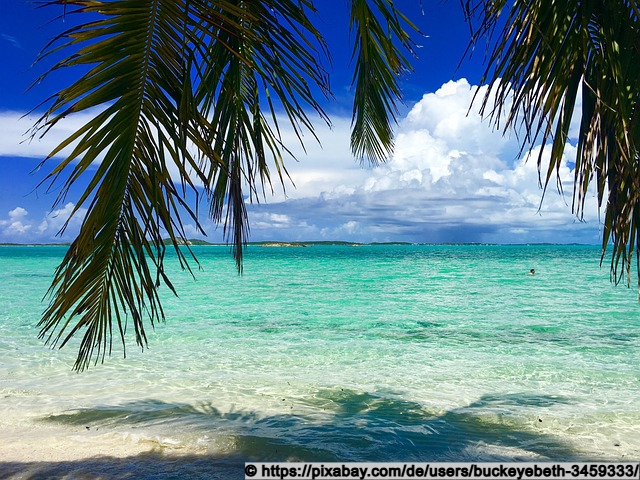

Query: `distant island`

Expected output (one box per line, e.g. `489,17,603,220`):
0,239,409,248
160,239,415,247
0,242,71,247
1,240,592,248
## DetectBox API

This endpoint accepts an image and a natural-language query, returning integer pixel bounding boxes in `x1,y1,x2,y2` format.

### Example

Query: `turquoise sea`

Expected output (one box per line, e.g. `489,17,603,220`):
0,244,639,478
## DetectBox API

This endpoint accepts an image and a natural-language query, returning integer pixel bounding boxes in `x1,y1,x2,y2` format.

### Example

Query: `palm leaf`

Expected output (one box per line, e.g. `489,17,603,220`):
349,0,421,165
33,0,421,369
34,0,213,370
464,0,640,298
191,0,331,270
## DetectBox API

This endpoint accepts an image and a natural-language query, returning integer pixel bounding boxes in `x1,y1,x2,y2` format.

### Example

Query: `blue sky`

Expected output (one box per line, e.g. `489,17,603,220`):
0,1,602,245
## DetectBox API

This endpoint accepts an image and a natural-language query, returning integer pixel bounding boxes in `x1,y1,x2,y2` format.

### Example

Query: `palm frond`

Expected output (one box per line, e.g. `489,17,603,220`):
464,0,640,298
349,0,421,165
34,0,212,370
191,0,331,269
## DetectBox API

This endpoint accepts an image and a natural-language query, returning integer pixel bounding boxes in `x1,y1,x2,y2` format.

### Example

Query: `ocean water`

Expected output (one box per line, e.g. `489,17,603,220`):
0,244,639,477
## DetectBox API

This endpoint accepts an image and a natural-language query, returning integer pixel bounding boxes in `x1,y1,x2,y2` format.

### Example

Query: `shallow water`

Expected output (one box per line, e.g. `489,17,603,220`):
0,245,639,477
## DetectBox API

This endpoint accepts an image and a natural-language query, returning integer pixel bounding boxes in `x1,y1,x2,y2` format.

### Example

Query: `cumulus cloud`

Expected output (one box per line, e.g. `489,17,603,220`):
246,79,600,244
1,206,32,236
0,203,87,243
9,207,28,219
37,202,88,239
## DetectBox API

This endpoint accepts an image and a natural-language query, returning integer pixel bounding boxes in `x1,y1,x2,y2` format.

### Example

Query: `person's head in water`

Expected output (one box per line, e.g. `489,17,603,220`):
529,269,535,275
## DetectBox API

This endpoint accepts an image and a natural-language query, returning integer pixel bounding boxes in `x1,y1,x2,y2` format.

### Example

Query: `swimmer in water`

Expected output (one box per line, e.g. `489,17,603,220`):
529,269,535,275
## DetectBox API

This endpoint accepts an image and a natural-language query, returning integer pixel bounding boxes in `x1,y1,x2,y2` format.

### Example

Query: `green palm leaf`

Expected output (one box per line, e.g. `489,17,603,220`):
464,0,640,297
349,0,421,164
35,0,212,370
191,0,331,270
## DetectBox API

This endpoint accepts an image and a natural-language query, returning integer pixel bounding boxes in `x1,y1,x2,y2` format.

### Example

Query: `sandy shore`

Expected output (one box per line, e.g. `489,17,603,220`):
0,423,245,479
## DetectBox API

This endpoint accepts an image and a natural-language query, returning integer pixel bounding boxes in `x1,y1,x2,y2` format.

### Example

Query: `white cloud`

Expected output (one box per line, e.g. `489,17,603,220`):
9,207,28,220
37,202,88,239
0,111,87,159
0,203,88,243
246,79,600,244
1,206,31,237
4,220,30,235
0,109,207,189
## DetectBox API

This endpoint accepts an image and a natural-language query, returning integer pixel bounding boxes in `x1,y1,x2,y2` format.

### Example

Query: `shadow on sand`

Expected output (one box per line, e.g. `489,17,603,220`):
1,389,594,479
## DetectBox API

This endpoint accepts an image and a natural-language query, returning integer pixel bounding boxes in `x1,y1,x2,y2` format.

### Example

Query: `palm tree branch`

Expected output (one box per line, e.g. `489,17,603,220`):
35,0,210,370
349,0,421,165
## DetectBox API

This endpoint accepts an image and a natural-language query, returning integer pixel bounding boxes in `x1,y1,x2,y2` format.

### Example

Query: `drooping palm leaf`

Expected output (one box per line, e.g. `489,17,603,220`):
191,0,331,270
34,0,214,370
349,0,421,164
463,0,640,297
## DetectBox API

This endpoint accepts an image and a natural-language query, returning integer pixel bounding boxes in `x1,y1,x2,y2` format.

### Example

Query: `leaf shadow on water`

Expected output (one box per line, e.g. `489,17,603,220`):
0,388,595,479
